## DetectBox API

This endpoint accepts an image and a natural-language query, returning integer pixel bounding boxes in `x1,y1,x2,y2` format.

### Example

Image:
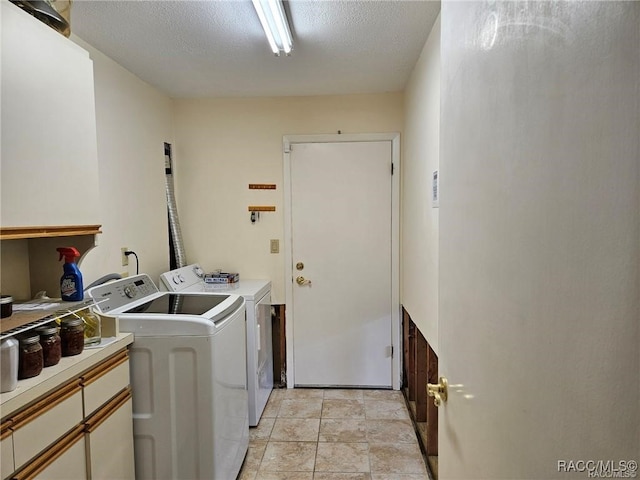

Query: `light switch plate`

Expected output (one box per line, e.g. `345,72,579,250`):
270,239,279,254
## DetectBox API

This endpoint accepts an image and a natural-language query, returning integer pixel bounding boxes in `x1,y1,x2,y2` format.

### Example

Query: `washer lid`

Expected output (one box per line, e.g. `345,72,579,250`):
116,294,245,336
122,293,231,315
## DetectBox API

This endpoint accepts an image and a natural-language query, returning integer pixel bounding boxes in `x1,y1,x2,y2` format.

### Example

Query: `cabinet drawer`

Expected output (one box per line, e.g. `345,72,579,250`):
11,382,82,470
81,350,129,417
11,425,86,480
1,422,14,480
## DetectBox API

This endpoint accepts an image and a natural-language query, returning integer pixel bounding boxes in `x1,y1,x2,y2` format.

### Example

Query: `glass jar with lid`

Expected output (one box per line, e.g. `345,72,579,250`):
18,334,44,379
60,316,84,356
0,295,13,318
36,324,62,367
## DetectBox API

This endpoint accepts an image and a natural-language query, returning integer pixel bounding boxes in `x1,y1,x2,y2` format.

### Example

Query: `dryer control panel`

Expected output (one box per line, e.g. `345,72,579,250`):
159,264,205,292
87,274,159,313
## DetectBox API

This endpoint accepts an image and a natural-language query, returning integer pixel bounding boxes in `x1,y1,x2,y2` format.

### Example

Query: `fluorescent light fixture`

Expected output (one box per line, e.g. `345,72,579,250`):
252,0,292,56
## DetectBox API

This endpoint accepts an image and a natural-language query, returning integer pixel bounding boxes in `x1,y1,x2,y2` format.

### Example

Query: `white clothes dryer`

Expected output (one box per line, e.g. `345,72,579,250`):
88,274,248,480
160,264,273,427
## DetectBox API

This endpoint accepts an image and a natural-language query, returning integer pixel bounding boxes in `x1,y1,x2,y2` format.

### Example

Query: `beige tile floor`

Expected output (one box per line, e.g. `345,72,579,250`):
238,388,429,480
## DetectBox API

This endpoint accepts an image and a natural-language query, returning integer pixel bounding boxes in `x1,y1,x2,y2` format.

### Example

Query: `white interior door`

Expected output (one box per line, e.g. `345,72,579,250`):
288,139,394,387
439,2,639,478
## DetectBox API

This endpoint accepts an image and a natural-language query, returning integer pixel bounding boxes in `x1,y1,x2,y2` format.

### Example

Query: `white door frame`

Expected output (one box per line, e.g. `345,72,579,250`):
283,133,401,390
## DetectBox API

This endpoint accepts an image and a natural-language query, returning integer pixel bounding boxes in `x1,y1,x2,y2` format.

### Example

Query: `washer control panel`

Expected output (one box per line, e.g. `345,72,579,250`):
87,274,159,313
159,264,205,292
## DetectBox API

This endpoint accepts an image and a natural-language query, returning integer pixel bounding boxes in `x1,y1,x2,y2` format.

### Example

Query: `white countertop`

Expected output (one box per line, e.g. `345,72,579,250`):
1,332,134,418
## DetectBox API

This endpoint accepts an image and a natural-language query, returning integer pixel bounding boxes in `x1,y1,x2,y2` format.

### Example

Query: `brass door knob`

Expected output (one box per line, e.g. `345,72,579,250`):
296,276,312,286
427,376,448,407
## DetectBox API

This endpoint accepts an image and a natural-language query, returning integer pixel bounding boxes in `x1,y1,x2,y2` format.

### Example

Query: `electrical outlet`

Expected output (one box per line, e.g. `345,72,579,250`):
121,271,129,278
121,247,129,267
270,239,279,254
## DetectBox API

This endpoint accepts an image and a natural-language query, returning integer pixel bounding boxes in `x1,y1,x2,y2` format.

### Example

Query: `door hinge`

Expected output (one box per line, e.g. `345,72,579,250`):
389,345,394,358
391,163,395,175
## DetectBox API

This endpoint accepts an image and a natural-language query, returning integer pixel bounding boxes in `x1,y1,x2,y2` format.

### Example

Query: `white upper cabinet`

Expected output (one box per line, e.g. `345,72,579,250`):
1,1,100,228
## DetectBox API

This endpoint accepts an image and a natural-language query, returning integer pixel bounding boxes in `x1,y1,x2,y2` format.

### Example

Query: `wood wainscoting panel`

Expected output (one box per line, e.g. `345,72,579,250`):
271,304,287,387
401,306,438,480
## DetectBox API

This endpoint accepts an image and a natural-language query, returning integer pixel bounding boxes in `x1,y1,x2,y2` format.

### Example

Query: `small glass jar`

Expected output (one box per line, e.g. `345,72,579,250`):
0,295,13,318
36,324,62,367
60,317,84,357
18,334,43,379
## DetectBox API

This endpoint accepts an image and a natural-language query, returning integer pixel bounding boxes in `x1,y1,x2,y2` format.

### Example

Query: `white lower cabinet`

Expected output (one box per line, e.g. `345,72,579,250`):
85,394,135,480
11,382,83,470
1,423,14,479
2,349,134,480
35,430,87,480
12,426,87,480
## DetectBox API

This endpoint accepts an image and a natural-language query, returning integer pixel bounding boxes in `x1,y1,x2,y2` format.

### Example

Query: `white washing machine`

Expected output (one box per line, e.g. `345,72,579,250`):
87,274,248,480
160,264,273,427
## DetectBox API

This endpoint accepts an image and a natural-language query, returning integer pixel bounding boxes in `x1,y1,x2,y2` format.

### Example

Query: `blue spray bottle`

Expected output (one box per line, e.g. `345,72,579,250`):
57,247,83,301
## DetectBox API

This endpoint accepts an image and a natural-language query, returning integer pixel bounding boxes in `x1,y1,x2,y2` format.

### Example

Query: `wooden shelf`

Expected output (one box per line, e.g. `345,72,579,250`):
0,311,52,334
247,206,276,212
0,225,102,240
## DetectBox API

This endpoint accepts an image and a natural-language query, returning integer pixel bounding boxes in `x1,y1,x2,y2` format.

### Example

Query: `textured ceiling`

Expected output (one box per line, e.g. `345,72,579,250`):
72,0,441,98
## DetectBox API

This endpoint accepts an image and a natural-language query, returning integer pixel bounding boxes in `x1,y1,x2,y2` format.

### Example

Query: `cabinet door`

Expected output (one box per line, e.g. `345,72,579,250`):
85,390,134,480
11,426,87,480
1,423,14,480
0,1,99,228
31,433,87,480
11,383,83,471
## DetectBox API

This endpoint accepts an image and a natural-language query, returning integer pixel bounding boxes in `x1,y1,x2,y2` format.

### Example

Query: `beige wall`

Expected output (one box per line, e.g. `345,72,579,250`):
71,36,174,287
172,94,404,303
0,241,31,300
402,16,441,352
